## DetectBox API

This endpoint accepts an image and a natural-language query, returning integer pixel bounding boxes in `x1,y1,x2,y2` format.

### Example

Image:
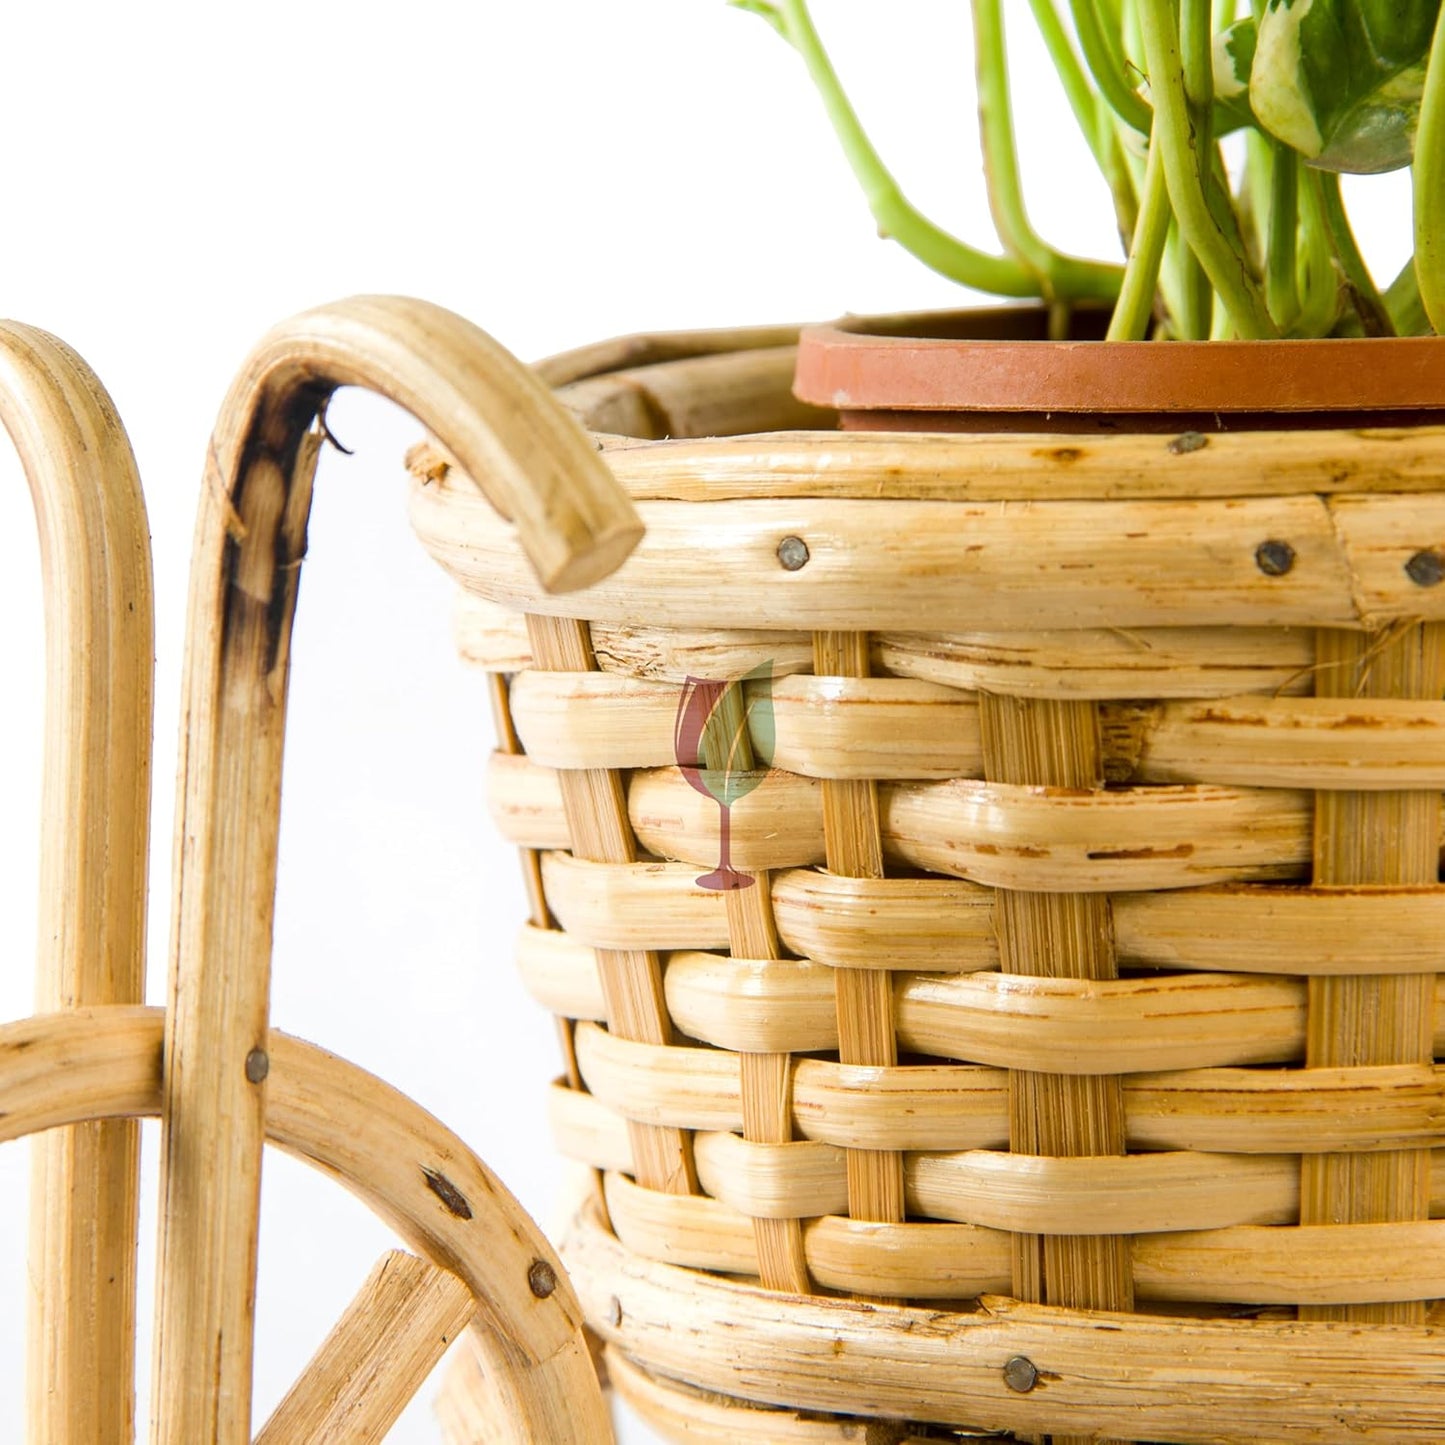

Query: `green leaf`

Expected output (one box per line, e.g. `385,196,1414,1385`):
1212,18,1259,134
728,0,792,43
1250,0,1442,173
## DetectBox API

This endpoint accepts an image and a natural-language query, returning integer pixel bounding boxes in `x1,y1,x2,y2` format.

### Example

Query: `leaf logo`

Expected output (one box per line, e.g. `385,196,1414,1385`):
672,664,775,890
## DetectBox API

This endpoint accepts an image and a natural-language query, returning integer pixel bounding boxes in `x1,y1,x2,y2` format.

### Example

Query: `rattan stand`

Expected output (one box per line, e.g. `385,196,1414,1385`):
5,299,627,1444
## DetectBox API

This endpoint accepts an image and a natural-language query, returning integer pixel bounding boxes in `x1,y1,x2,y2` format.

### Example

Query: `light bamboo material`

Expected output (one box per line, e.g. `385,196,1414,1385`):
415,317,1445,1441
556,347,829,439
598,1166,1445,1308
0,1005,608,1441
518,923,1445,1071
508,667,1445,787
565,1197,1445,1443
456,590,1318,700
604,1348,940,1445
524,613,696,1198
158,296,635,1445
490,751,1322,890
0,324,154,1445
1301,625,1445,1327
813,629,905,1272
416,486,1380,634
254,1251,474,1444
569,1025,1445,1154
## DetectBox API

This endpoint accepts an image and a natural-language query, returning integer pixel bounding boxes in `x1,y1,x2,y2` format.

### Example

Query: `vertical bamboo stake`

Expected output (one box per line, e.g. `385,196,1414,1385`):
0,324,154,1445
813,632,905,1265
154,296,640,1445
526,614,696,1196
1300,625,1445,1324
708,682,810,1293
979,693,1131,1445
486,671,586,1093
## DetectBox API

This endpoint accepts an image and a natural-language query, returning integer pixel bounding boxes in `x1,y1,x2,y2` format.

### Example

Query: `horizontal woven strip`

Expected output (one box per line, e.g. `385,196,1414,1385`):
413,477,1445,630
492,752,1318,890
573,1023,1445,1154
541,853,997,963
510,670,1445,788
689,1131,1299,1234
604,1169,1009,1293
605,1346,943,1445
538,855,1445,975
595,424,1445,503
874,625,1317,700
563,1199,1445,1441
458,592,1318,699
600,1172,1445,1308
520,928,1445,1071
557,1084,1445,1232
511,671,978,780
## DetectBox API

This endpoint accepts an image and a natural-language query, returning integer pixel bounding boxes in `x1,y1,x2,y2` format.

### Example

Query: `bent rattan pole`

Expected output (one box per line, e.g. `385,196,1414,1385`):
153,296,637,1445
0,324,154,1445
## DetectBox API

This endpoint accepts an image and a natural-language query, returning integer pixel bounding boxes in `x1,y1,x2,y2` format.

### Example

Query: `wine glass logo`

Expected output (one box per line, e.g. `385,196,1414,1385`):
672,664,775,891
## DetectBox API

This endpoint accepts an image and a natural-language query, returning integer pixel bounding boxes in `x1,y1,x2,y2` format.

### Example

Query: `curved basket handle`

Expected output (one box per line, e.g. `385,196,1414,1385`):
0,324,154,1445
155,297,631,1444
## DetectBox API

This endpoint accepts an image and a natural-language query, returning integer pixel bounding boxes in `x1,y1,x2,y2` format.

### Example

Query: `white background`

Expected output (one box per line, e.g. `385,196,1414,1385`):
0,3,1414,1440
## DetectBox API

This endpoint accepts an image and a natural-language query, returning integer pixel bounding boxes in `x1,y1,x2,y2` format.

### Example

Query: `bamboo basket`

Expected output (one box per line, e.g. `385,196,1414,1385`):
410,314,1445,1444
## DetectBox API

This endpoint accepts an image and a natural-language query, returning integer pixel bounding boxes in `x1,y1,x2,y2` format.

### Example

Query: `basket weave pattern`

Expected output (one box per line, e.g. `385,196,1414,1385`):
410,327,1445,1444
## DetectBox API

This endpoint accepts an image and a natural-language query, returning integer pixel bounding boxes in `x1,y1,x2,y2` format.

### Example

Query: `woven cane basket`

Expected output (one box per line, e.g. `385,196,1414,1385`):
409,315,1445,1444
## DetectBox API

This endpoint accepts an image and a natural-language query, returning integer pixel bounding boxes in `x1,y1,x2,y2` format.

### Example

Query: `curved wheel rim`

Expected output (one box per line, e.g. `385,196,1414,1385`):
0,1006,607,1441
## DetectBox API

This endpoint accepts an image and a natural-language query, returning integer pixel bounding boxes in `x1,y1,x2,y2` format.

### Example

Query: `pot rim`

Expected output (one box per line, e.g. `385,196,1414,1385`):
794,306,1445,415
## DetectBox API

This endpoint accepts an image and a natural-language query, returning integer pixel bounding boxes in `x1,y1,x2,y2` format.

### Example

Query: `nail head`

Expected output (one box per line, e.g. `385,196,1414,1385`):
1168,430,1208,455
1255,540,1295,577
1405,549,1445,587
244,1048,269,1084
777,535,810,571
528,1259,558,1299
1003,1355,1039,1393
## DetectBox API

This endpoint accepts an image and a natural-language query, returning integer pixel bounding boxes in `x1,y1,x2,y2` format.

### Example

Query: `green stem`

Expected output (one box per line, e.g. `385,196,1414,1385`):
1137,0,1277,337
1025,0,1108,171
1315,171,1393,336
1098,103,1141,247
1265,144,1299,332
1180,0,1213,116
1385,258,1431,336
1108,129,1172,339
1177,239,1212,339
1238,126,1272,275
1293,168,1341,337
1414,2,1445,332
1070,0,1152,133
767,0,1040,295
972,0,1124,301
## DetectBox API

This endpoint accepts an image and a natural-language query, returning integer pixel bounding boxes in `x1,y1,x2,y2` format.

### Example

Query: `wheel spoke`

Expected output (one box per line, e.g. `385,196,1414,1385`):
254,1251,473,1445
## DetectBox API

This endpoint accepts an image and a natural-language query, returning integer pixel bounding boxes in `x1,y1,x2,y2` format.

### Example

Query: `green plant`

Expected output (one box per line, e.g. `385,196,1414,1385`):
733,0,1445,340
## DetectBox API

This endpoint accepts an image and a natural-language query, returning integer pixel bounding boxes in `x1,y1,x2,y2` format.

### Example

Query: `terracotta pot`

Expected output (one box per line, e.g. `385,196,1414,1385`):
793,306,1445,433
